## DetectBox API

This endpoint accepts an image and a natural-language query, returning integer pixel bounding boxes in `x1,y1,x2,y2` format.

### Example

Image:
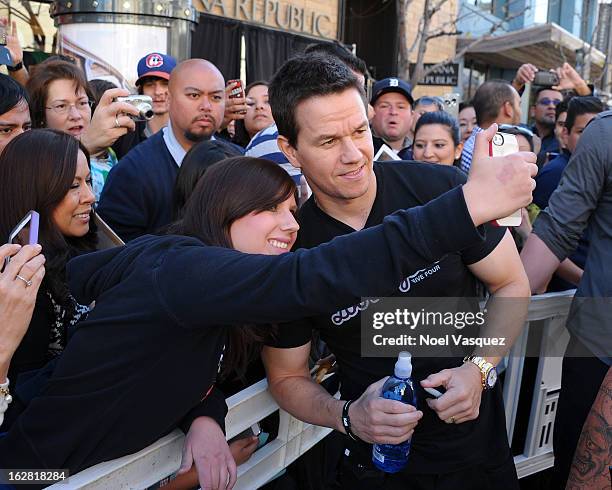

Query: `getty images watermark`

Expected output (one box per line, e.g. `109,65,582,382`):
360,297,529,358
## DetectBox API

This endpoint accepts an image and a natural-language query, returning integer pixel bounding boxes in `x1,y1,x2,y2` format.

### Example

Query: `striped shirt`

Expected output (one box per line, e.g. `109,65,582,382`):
459,126,483,173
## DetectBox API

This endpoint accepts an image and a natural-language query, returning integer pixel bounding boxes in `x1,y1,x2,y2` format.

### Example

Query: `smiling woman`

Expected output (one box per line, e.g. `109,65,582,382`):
0,129,97,406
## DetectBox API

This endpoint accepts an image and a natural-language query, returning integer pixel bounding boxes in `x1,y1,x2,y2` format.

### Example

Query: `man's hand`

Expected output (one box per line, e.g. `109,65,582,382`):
348,377,422,444
512,63,537,91
221,81,248,130
420,363,483,424
81,88,139,156
2,20,23,65
177,416,237,490
463,124,538,226
553,62,591,95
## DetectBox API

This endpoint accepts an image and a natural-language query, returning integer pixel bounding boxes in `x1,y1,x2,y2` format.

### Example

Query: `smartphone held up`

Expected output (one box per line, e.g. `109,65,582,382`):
3,210,40,271
489,133,522,227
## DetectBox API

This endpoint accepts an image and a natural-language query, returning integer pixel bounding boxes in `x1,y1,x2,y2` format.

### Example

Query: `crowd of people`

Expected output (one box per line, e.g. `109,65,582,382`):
0,28,610,490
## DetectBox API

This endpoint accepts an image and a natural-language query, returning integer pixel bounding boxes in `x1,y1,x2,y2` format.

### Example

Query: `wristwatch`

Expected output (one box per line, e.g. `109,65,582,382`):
7,62,23,72
463,355,497,390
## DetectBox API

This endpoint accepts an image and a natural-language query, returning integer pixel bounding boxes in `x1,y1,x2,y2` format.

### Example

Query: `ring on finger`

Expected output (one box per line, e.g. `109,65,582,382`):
446,416,455,424
16,274,32,287
115,114,121,128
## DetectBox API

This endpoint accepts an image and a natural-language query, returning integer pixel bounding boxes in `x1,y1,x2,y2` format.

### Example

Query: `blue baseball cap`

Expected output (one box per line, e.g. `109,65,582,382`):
371,77,414,106
136,53,177,86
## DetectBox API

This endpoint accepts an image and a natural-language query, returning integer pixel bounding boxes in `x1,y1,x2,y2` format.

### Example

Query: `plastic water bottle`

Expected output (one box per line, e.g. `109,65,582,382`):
372,351,417,473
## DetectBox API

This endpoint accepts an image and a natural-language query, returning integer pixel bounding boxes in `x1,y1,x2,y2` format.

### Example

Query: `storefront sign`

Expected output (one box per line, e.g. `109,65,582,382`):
196,0,337,39
410,63,459,86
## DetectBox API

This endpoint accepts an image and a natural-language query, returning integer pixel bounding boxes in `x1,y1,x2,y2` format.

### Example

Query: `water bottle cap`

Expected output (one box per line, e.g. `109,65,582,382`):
395,351,412,378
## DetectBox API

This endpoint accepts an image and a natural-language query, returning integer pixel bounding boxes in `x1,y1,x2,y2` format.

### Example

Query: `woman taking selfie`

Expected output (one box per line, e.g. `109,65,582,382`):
232,81,274,148
412,111,463,167
0,129,96,396
0,153,505,489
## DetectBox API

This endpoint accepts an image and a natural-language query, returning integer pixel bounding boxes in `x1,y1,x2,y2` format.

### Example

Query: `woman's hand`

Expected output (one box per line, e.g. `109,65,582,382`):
229,435,259,466
177,416,237,490
81,88,139,155
0,244,45,382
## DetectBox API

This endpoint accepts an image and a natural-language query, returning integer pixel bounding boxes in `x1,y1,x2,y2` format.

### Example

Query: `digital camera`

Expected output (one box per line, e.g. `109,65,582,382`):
116,95,154,121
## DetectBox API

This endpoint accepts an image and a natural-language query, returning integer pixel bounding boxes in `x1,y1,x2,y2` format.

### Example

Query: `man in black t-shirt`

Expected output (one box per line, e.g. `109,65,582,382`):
263,55,532,489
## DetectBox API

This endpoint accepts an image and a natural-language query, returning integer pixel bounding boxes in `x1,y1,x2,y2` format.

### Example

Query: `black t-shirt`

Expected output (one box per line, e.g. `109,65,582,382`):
269,161,509,474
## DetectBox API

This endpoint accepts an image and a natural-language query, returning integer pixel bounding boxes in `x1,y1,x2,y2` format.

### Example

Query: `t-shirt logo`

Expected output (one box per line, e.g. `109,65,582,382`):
331,298,380,326
399,261,441,293
146,53,164,69
389,78,399,87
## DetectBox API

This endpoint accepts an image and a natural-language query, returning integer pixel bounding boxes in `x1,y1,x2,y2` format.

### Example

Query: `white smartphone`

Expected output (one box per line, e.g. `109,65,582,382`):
489,132,522,227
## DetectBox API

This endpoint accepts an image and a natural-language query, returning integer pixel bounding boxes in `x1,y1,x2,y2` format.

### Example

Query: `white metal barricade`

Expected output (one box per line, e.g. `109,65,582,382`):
48,290,576,489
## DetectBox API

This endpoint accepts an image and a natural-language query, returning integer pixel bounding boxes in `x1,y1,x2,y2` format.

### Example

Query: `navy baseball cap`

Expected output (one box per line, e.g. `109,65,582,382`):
136,53,177,85
371,77,414,106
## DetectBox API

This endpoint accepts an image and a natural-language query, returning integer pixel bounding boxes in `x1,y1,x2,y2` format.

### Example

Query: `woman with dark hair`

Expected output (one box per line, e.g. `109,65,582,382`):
0,156,502,489
172,139,243,219
26,59,139,200
0,129,96,389
458,101,476,143
412,111,463,166
232,81,273,148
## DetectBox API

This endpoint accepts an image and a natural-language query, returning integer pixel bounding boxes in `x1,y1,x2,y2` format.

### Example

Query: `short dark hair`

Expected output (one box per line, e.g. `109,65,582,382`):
459,101,473,113
534,86,562,103
304,42,367,76
173,139,243,219
89,79,118,107
472,80,516,127
565,96,605,132
26,59,94,128
414,110,461,146
555,94,573,120
0,74,29,116
269,53,364,147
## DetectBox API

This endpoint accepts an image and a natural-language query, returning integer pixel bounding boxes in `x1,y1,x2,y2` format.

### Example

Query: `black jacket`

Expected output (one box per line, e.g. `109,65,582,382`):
0,186,484,475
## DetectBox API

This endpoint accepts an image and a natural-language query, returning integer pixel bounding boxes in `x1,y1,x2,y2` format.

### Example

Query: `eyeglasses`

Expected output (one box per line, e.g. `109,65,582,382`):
537,98,561,107
45,100,94,115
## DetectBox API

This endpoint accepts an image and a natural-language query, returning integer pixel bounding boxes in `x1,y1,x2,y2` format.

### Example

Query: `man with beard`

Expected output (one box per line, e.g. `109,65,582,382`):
98,59,232,241
530,87,563,159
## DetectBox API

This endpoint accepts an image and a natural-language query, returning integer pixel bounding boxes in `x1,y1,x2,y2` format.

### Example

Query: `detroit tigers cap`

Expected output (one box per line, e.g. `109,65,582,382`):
371,77,414,106
136,52,177,86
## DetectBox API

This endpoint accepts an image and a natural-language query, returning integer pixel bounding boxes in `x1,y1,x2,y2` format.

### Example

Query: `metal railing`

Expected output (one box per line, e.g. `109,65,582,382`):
49,290,575,489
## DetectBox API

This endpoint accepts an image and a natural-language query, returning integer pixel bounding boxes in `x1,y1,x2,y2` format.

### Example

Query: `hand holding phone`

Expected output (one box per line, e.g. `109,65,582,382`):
533,71,560,87
3,211,39,271
8,210,39,245
489,133,523,226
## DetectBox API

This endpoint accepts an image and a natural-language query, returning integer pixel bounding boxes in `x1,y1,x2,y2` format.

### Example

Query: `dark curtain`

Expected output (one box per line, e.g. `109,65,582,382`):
191,13,241,81
343,0,398,79
245,25,319,83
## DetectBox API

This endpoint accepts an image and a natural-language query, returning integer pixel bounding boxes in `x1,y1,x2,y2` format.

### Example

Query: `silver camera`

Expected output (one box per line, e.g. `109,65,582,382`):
116,95,154,121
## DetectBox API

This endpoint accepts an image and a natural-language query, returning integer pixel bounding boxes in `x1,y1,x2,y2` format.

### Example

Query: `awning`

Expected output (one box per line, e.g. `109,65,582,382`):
458,23,606,80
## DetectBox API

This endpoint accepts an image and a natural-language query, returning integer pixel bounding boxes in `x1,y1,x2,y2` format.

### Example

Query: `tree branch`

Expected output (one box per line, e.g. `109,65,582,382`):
426,30,462,41
419,7,529,81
